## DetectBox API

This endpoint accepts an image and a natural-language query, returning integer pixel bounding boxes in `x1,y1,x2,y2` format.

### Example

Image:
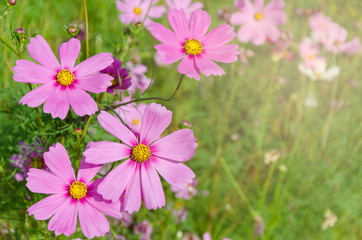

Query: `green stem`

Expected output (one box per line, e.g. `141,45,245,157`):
107,74,184,110
258,162,276,210
220,157,257,217
27,84,47,143
83,0,89,58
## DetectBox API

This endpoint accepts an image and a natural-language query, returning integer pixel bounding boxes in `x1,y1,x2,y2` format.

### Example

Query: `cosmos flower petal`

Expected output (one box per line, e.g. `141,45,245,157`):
167,9,189,40
149,22,181,45
151,156,195,189
187,2,203,14
58,38,80,70
78,201,110,239
97,111,138,146
86,179,123,219
98,159,135,202
43,85,70,120
27,35,60,71
140,161,165,210
154,44,185,64
43,143,76,185
19,83,57,108
77,142,103,184
254,0,264,10
140,103,172,145
73,52,114,77
203,23,236,47
123,163,142,214
27,194,68,220
48,198,77,237
68,87,98,117
177,55,200,80
148,5,166,18
195,54,225,77
151,129,197,162
12,60,55,84
75,73,113,93
230,12,249,26
83,141,132,164
26,169,68,194
322,66,340,81
205,45,239,63
189,10,211,39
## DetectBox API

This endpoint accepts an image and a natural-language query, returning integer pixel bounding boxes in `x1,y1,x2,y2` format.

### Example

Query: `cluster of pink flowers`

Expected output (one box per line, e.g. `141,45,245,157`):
11,0,240,238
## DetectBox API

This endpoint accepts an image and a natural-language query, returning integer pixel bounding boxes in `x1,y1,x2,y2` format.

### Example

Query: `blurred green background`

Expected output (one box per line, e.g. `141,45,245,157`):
0,0,361,239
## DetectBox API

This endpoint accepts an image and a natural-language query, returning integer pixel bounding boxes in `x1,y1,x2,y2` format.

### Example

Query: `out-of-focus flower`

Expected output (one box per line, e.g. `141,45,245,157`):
202,232,231,240
321,23,360,55
298,61,340,82
10,141,47,182
127,61,152,95
133,220,153,240
154,54,170,68
239,48,254,65
303,95,318,108
101,57,131,94
298,38,325,68
149,9,239,80
172,204,188,223
171,179,197,200
121,212,133,227
309,12,332,34
115,97,147,136
165,0,203,19
279,164,287,172
264,149,280,165
272,29,295,62
230,0,287,45
26,143,122,239
253,215,265,236
295,8,318,17
322,209,337,230
116,0,166,27
13,35,114,119
83,103,197,214
217,7,234,23
7,0,16,6
230,133,240,142
181,120,193,128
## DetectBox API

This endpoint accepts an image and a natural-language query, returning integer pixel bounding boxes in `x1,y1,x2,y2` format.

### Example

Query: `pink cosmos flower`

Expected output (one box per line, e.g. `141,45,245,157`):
299,37,325,68
149,9,239,80
116,0,166,26
309,12,332,34
115,97,147,136
100,57,132,94
83,103,197,214
26,143,122,239
127,61,152,94
230,0,287,45
13,35,114,119
165,0,203,18
321,23,360,55
171,178,197,200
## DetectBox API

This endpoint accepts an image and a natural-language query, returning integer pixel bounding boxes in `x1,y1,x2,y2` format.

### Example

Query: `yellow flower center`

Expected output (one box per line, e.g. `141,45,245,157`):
111,78,118,87
69,181,87,200
57,69,74,86
334,40,341,46
132,119,140,125
131,144,151,163
308,54,314,60
134,7,142,15
315,72,322,78
184,39,203,55
254,12,263,21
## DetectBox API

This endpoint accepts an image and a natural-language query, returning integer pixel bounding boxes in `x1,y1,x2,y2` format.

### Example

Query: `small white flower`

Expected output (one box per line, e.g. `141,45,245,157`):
264,149,280,165
298,61,340,82
322,209,337,230
304,95,319,108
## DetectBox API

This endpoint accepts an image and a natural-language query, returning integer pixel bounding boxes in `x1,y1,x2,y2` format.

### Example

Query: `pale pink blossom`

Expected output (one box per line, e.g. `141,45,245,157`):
299,38,325,68
116,0,166,26
165,0,203,18
230,0,287,45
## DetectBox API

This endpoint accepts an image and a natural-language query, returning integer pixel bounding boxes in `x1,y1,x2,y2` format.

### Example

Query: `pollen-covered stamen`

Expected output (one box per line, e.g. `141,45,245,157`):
184,39,203,55
131,144,151,163
111,78,118,87
134,7,141,15
308,54,314,60
132,119,140,125
57,69,74,86
69,181,87,200
254,12,263,21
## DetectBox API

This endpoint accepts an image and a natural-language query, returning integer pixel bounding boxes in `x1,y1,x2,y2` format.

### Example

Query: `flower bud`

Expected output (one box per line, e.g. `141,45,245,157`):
14,28,26,35
8,0,17,6
67,24,79,36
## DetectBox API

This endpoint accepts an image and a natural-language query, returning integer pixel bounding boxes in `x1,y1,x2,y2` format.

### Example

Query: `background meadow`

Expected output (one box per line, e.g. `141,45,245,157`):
0,0,361,239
